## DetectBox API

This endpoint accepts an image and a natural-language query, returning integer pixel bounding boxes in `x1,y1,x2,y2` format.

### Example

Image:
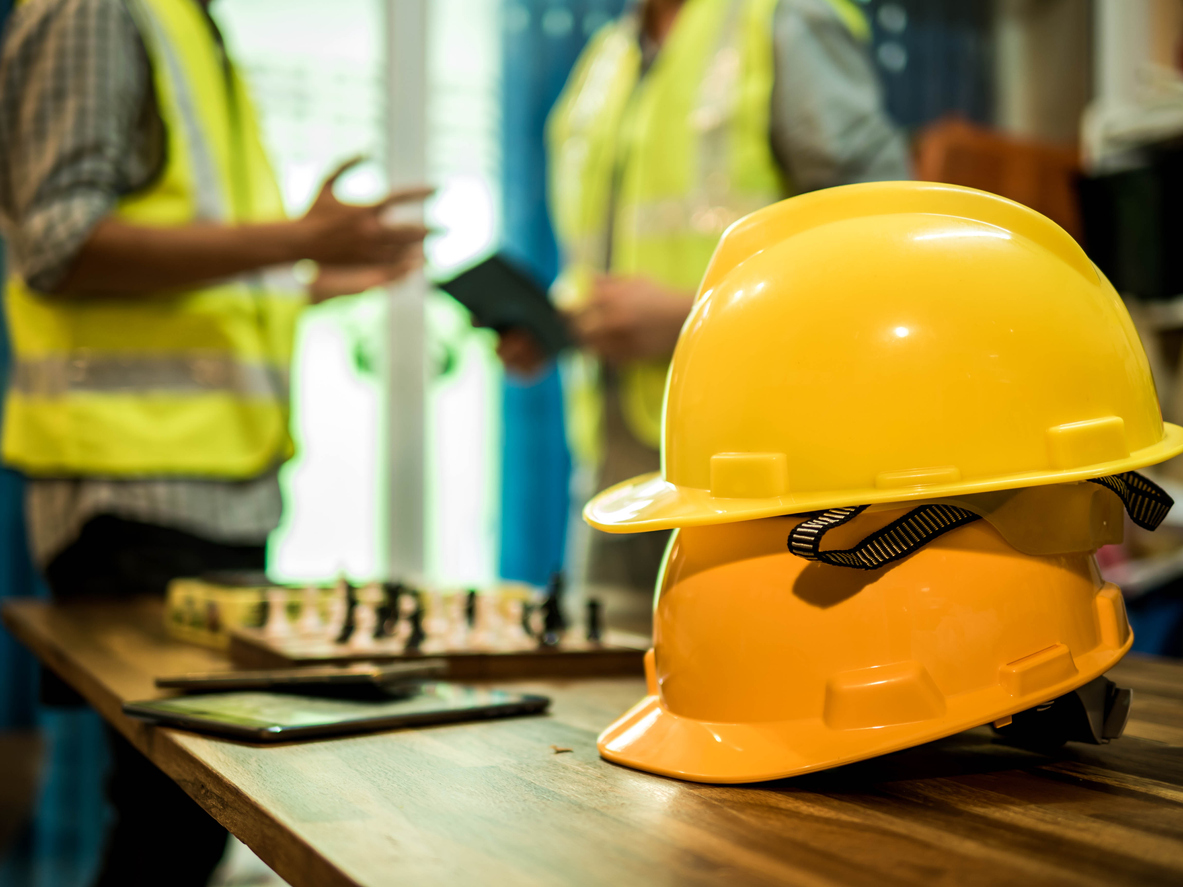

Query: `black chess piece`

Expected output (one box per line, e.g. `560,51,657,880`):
586,598,603,643
379,581,403,638
405,593,426,653
465,589,477,627
335,581,357,644
540,571,566,648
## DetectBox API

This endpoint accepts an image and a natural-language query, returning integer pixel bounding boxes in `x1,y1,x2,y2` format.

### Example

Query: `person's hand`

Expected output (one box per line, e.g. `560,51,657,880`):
307,244,426,304
495,327,549,379
296,158,433,267
568,275,693,363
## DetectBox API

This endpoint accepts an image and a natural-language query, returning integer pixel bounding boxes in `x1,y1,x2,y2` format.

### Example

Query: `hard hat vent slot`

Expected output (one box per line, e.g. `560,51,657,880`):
999,643,1078,697
1094,585,1131,650
1046,417,1128,470
710,452,788,498
823,661,946,730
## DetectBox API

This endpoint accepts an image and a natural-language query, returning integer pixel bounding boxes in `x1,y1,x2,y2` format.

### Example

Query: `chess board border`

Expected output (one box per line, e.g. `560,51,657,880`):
228,628,650,679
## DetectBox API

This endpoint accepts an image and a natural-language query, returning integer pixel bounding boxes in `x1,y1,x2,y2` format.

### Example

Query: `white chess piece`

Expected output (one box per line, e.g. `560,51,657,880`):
446,592,468,649
324,582,349,641
297,586,323,637
501,598,530,648
527,602,545,642
263,588,292,639
422,591,447,650
394,591,417,644
349,583,384,650
470,593,496,649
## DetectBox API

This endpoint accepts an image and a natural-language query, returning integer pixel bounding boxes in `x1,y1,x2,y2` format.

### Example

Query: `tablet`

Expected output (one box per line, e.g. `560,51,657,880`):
123,683,550,742
436,253,571,356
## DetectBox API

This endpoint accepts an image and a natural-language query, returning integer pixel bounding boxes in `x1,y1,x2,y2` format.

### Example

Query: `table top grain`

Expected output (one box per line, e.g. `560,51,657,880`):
4,597,1183,887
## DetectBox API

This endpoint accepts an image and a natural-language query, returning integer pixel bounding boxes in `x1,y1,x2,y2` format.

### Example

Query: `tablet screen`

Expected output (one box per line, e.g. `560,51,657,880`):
124,683,549,741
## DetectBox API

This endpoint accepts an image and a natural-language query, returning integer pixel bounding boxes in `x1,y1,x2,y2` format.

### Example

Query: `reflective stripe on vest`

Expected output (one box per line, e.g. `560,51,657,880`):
2,0,304,479
548,0,864,460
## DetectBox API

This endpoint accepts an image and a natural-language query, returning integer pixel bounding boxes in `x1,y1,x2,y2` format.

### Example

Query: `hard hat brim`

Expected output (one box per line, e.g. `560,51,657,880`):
584,423,1183,533
598,633,1132,784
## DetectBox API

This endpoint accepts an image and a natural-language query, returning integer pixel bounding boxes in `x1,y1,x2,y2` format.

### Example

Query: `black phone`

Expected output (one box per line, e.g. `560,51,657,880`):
436,253,571,356
124,683,550,742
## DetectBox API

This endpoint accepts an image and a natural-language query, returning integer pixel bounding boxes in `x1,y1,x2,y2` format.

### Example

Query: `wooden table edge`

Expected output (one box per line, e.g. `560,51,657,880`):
2,599,362,887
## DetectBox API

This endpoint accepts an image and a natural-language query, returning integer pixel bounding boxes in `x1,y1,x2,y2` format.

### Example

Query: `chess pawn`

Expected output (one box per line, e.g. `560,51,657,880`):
541,572,567,647
263,588,292,639
297,586,323,637
349,584,382,650
527,602,546,643
585,598,603,644
423,591,447,651
446,592,468,649
501,598,530,648
394,590,418,644
405,596,426,654
469,593,496,649
325,583,349,641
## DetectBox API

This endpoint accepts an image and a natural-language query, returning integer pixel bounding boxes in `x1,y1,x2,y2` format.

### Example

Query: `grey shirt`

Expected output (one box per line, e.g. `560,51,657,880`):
635,0,909,193
0,0,283,564
769,0,910,191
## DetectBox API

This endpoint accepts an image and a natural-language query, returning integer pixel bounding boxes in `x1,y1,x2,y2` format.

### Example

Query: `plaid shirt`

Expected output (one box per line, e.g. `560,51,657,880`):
0,0,282,564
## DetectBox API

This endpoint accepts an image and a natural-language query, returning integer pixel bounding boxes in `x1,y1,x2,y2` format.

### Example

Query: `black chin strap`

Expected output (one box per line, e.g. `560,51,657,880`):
787,471,1173,571
787,503,980,570
1087,472,1174,530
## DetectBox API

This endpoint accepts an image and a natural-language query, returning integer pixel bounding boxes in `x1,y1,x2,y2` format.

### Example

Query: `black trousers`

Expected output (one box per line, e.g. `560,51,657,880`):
44,514,267,887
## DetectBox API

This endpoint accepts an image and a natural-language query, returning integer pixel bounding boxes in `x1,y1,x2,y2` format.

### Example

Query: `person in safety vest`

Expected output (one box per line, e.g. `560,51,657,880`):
0,1,427,884
497,0,910,605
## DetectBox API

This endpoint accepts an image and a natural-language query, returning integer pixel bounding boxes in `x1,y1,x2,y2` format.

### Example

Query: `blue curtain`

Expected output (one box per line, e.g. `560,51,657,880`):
863,0,994,128
498,1,626,586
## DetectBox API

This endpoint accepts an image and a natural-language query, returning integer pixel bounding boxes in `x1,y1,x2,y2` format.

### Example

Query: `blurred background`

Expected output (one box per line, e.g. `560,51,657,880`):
4,0,1183,883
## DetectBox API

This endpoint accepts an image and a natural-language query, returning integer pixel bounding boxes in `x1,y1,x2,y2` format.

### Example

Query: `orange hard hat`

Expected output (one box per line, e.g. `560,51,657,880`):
598,509,1133,783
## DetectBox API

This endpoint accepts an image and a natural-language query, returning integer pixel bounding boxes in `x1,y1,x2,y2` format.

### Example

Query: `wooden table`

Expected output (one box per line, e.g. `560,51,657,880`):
5,598,1183,887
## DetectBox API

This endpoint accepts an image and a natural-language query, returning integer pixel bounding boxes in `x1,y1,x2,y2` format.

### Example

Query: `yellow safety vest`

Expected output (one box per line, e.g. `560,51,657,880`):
546,0,866,463
2,0,304,478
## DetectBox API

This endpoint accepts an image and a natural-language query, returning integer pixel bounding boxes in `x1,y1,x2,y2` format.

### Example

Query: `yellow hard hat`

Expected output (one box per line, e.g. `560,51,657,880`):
585,181,1183,533
598,510,1134,783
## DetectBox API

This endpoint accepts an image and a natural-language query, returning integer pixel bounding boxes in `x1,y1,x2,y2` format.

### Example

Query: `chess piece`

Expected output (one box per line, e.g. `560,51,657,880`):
446,592,468,649
325,579,349,642
540,572,566,647
501,598,530,648
379,582,403,638
470,593,496,648
586,598,603,643
349,583,383,650
335,577,357,644
424,591,447,649
394,590,418,645
297,586,323,637
405,595,426,653
263,588,292,639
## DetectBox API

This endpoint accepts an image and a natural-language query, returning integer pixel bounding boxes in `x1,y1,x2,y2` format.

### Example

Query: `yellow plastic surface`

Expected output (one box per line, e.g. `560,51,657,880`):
585,181,1183,533
597,511,1133,783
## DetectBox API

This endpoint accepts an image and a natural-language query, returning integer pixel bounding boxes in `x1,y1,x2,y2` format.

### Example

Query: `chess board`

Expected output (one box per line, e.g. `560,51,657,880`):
228,628,650,679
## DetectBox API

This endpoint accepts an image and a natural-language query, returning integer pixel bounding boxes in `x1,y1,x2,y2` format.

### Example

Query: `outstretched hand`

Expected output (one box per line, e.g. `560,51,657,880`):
298,158,433,268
